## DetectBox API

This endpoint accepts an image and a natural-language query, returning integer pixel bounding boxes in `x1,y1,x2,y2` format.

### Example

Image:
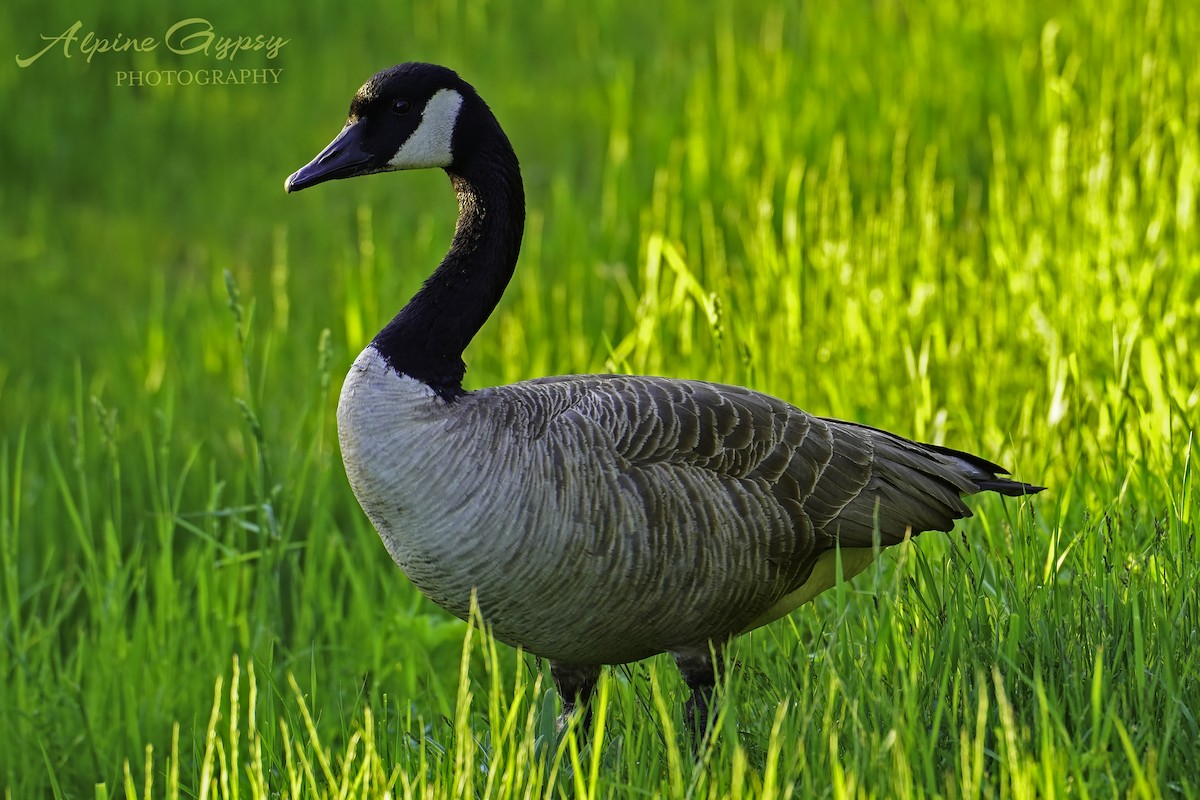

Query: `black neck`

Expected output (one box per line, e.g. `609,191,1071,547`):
371,135,525,400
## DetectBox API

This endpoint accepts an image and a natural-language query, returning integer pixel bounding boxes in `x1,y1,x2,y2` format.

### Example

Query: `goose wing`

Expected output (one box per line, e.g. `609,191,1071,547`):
498,374,1005,549
460,374,1036,645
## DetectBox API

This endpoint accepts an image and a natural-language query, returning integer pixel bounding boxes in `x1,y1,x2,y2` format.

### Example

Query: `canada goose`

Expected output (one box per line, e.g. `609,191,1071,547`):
285,62,1044,737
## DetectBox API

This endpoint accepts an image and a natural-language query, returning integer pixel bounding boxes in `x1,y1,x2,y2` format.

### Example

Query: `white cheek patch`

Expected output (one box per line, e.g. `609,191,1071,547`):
387,88,464,170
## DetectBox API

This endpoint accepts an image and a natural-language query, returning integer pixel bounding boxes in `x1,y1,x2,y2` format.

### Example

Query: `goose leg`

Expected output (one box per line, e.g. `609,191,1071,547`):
551,662,600,734
673,645,723,744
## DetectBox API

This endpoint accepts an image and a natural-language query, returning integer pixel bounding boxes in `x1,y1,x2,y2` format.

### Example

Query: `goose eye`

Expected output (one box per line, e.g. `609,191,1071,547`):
393,98,412,115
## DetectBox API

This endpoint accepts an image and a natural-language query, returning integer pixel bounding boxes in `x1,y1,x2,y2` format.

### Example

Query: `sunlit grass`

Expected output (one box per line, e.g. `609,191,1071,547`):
2,0,1199,796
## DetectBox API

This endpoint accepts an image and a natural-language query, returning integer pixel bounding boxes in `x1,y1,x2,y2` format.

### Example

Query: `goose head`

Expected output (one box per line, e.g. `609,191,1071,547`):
285,62,491,192
284,61,524,398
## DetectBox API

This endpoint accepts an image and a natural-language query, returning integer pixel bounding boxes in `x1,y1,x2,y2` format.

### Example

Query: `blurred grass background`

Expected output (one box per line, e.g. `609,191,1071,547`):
2,0,1199,796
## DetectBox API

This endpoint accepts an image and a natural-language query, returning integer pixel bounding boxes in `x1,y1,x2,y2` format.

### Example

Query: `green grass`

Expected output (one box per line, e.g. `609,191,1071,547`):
2,0,1199,796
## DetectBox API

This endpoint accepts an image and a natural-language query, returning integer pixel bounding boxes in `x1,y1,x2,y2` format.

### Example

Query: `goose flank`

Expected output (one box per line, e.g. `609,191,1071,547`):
285,62,1045,736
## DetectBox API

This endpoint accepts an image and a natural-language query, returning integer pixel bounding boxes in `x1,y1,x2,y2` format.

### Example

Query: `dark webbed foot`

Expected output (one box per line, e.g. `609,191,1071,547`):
673,645,723,746
550,661,600,735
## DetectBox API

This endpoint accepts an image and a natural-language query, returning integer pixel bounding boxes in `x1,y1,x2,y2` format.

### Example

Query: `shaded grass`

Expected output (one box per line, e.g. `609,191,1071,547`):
2,0,1199,796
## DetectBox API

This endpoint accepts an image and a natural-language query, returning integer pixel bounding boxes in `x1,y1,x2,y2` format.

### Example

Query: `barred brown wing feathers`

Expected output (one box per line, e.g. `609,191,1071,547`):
514,377,1036,557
